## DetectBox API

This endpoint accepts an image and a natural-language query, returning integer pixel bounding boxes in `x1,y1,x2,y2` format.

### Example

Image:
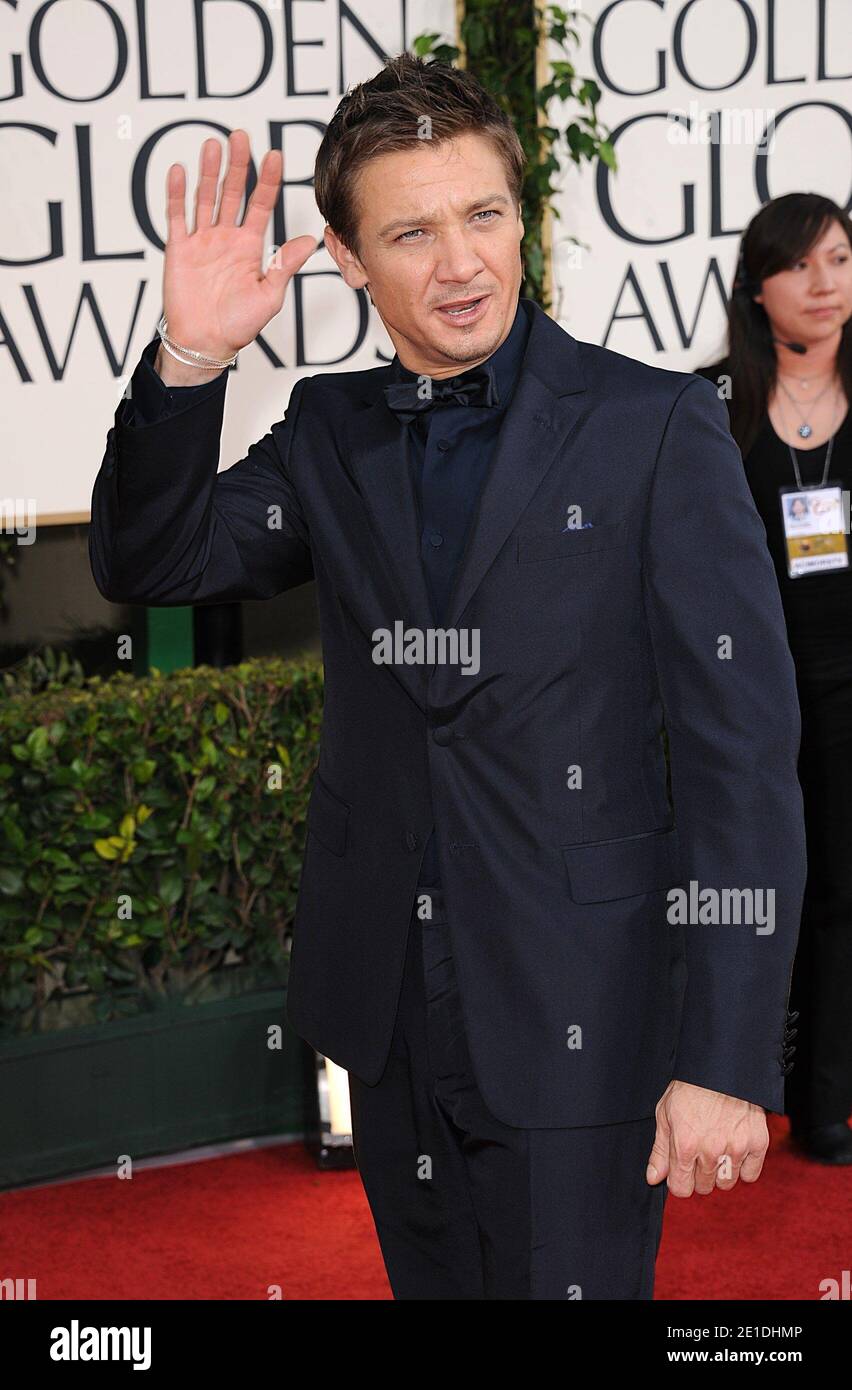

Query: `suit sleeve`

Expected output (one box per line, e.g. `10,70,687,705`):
120,335,229,427
89,350,314,606
641,375,806,1114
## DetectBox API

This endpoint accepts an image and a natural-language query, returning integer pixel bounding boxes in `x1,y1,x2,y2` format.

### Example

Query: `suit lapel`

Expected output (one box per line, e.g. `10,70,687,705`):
444,310,587,628
345,299,587,642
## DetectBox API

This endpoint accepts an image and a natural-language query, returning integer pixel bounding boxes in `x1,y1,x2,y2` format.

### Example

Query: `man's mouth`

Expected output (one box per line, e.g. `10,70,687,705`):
435,295,490,323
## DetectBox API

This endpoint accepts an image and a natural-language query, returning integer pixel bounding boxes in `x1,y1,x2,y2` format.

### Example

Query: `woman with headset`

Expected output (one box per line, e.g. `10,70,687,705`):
698,192,852,1165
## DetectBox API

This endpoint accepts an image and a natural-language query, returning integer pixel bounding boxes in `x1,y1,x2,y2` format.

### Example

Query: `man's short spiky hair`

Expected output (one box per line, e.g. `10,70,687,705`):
314,53,526,258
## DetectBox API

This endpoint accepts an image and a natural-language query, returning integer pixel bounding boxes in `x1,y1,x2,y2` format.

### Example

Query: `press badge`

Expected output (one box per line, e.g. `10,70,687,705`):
779,484,849,578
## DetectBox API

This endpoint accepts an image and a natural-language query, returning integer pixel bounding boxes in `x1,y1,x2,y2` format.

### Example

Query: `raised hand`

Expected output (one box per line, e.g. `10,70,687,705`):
161,129,316,364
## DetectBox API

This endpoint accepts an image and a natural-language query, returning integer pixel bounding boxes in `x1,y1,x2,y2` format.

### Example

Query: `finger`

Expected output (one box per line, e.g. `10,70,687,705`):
668,1133,698,1198
242,148,283,237
263,234,318,306
166,163,187,242
693,1153,720,1196
192,137,223,233
714,1151,744,1190
739,1147,767,1183
216,129,251,227
668,1158,697,1197
645,1127,670,1184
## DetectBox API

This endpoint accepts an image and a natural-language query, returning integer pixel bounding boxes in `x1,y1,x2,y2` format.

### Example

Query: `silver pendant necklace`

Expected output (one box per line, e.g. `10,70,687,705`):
778,391,842,489
776,374,836,439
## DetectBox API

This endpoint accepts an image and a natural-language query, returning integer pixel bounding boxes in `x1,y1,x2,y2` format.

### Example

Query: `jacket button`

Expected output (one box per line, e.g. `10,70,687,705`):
432,726,454,746
405,831,419,851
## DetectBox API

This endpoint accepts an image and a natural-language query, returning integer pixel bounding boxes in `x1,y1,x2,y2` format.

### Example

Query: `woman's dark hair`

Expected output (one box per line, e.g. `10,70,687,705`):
700,193,852,458
314,53,526,260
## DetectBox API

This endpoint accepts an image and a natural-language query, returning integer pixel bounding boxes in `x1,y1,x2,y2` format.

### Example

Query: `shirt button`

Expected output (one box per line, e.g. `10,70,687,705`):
429,533,443,547
432,726,454,746
405,830,420,851
437,438,450,452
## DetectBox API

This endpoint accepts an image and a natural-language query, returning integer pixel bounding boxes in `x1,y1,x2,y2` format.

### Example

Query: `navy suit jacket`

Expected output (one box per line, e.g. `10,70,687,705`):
89,296,806,1127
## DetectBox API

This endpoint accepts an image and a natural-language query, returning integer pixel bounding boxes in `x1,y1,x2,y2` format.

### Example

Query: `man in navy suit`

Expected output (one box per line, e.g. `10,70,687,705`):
89,55,806,1299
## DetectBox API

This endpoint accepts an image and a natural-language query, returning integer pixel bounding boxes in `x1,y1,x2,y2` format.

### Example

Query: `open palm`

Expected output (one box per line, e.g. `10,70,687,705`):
163,129,316,359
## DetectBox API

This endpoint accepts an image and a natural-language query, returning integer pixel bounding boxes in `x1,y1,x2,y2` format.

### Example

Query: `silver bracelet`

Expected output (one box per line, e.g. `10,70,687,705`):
157,314,238,369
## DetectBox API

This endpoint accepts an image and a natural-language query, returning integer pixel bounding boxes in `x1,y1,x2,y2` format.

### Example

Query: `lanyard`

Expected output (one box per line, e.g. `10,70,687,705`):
788,434,834,491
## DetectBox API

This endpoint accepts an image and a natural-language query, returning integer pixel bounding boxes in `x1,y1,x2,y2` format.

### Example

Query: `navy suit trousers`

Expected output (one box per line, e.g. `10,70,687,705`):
347,886,669,1300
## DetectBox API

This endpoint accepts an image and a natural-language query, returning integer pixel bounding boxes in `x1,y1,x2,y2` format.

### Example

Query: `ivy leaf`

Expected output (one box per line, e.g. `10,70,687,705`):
94,837,125,861
0,867,23,895
26,727,50,758
2,816,25,853
159,867,183,906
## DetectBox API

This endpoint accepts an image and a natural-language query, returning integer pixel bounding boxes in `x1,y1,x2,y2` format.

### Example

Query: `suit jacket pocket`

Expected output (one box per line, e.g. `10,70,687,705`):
517,519,628,563
561,826,681,903
306,772,350,857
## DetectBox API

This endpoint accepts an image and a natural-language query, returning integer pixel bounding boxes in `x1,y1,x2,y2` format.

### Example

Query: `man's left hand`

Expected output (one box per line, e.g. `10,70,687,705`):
645,1079,769,1196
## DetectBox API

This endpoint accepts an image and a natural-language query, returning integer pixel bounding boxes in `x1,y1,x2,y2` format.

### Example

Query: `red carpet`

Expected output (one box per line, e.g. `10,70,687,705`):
1,1115,847,1300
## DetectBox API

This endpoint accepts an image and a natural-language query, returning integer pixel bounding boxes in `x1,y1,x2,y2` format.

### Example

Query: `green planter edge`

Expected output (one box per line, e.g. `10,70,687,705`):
0,965,311,1190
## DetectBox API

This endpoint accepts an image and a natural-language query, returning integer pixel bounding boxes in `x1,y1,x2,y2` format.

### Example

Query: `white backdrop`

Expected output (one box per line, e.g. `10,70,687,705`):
0,0,457,521
5,0,849,523
546,0,851,370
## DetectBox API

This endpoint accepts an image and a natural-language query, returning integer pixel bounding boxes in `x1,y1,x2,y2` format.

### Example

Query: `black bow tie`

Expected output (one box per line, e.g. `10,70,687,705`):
383,363,499,425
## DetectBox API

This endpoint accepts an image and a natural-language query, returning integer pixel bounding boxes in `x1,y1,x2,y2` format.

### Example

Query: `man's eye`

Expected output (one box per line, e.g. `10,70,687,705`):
396,210,501,243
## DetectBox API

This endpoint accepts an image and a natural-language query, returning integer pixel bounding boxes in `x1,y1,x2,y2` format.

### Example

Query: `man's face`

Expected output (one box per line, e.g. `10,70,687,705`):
324,130,524,378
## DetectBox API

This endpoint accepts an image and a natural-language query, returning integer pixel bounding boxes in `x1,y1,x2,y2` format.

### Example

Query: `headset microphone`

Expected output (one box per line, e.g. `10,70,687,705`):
772,337,807,355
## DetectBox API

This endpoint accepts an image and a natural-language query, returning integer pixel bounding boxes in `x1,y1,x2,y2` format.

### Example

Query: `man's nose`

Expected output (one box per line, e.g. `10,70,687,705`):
433,229,487,285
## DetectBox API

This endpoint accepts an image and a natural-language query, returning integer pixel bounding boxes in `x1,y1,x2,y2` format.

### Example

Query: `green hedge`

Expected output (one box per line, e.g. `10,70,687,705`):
0,656,324,1034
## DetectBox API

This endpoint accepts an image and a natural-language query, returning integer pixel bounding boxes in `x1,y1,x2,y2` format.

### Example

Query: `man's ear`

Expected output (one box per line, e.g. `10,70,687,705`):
324,225,368,290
